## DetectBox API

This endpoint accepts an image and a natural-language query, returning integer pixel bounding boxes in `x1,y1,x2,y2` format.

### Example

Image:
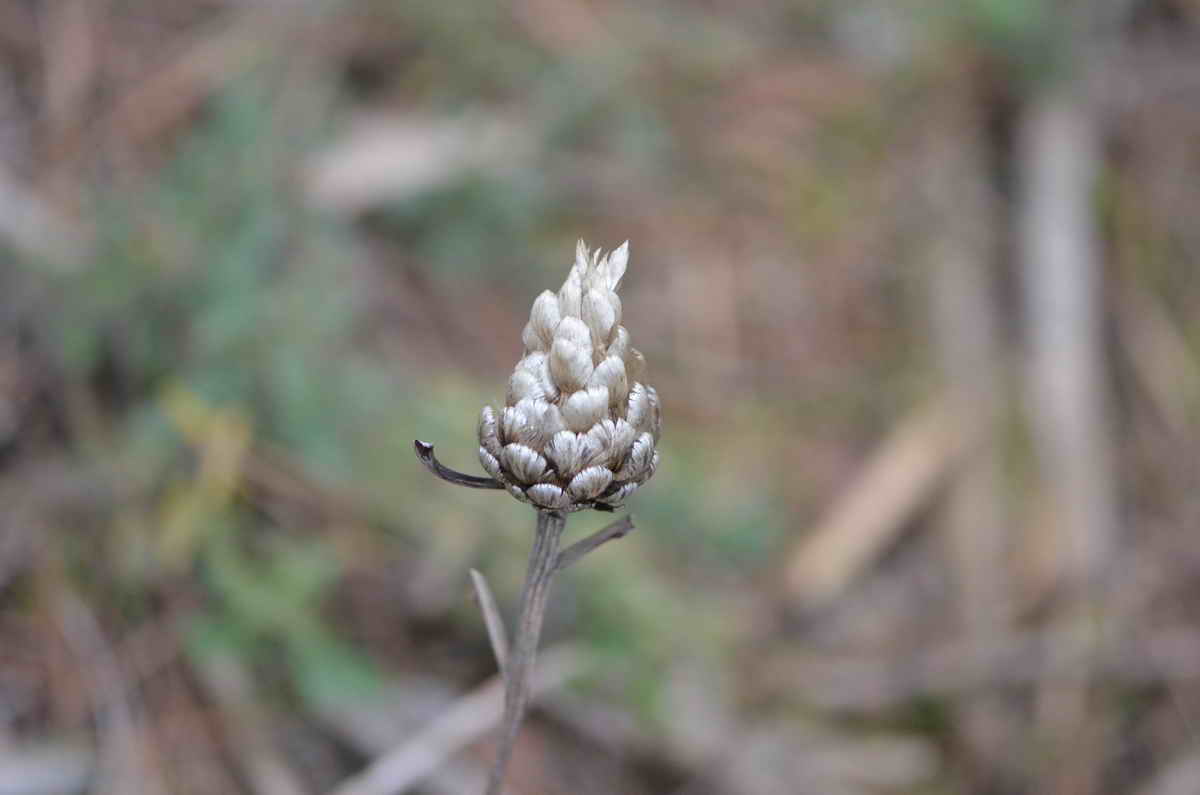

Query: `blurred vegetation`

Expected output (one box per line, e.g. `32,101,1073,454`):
2,1,1200,794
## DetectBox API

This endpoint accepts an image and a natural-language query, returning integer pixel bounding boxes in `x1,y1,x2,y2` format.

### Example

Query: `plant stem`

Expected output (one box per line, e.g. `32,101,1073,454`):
554,515,634,572
485,509,566,795
413,441,504,489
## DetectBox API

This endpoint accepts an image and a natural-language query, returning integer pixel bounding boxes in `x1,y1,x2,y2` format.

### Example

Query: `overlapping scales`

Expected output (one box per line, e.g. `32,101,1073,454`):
480,241,661,511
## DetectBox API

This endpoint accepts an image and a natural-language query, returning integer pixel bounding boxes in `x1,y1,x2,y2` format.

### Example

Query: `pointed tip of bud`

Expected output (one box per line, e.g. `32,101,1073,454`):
573,239,590,278
607,241,629,290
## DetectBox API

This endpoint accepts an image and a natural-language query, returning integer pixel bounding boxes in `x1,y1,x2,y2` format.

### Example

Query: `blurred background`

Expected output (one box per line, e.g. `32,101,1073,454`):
2,0,1200,793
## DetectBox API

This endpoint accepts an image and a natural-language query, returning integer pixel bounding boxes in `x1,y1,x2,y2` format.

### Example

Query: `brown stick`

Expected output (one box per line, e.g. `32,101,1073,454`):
555,515,634,572
484,510,565,795
413,441,503,490
470,569,510,676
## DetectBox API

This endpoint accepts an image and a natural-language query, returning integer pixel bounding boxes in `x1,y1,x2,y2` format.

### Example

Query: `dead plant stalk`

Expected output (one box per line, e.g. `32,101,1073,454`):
413,240,659,794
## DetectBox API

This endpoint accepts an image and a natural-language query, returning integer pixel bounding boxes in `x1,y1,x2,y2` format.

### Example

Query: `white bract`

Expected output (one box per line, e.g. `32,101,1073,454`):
479,241,661,510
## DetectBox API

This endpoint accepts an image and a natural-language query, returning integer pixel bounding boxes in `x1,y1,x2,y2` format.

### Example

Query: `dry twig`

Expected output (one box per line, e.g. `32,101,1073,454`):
783,398,966,609
469,570,510,676
329,646,585,795
412,441,638,794
555,515,636,572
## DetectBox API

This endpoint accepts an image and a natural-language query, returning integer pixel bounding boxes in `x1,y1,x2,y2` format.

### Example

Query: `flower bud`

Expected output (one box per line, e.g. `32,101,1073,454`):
480,241,661,510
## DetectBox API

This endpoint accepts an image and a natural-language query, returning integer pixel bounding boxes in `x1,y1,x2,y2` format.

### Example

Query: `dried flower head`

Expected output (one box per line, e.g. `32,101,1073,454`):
478,241,661,511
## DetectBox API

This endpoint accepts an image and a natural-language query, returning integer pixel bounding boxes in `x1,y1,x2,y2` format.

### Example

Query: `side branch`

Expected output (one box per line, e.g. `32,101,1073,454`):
470,516,635,677
470,569,510,675
414,440,504,489
555,515,635,572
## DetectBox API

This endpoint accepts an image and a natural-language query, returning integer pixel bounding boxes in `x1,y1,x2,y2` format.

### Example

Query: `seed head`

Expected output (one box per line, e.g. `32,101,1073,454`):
479,241,661,511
